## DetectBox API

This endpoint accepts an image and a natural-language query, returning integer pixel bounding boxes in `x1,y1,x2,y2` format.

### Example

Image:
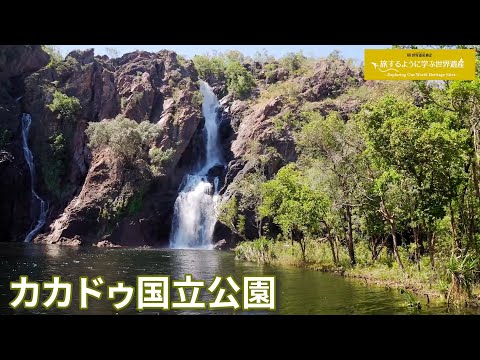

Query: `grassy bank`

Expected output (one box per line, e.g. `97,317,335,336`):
234,238,480,308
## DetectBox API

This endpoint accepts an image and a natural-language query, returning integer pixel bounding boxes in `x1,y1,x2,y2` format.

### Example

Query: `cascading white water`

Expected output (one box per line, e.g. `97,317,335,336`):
199,81,223,173
169,82,224,249
21,113,48,242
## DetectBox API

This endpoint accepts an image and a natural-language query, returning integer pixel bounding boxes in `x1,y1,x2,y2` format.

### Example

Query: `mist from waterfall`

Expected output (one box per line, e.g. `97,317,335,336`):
21,113,48,242
169,82,224,249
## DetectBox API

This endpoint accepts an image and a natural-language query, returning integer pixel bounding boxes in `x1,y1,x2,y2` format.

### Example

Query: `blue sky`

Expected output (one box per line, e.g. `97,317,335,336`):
56,45,391,61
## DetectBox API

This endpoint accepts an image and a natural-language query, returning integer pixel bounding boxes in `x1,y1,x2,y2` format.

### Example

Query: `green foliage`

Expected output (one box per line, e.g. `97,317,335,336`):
42,133,67,198
361,96,468,223
98,190,144,231
272,110,304,133
47,90,82,122
44,49,79,78
218,196,246,239
280,51,307,74
192,90,203,107
42,45,63,67
149,146,175,175
235,237,276,263
192,53,255,99
260,164,330,260
253,49,276,64
192,54,225,80
400,289,421,309
446,254,479,304
228,53,480,305
263,63,278,79
259,80,301,104
220,168,267,238
225,60,255,99
126,191,144,216
130,92,144,106
85,115,161,164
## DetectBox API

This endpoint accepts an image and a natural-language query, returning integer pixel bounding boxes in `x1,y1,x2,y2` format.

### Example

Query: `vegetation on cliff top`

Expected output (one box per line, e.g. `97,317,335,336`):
193,51,256,99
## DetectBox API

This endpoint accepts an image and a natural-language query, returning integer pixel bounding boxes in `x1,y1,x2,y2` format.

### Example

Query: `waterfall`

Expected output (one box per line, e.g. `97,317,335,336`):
169,82,224,249
21,113,48,242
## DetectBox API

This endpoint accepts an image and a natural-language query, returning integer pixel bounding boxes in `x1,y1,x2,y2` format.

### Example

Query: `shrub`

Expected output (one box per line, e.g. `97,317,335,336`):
259,80,301,104
85,115,161,164
98,188,145,233
235,237,275,263
225,60,255,99
280,52,307,74
47,90,81,121
130,92,144,106
149,146,175,174
446,254,479,304
192,90,203,107
42,45,63,67
192,54,225,80
192,52,256,99
263,63,278,79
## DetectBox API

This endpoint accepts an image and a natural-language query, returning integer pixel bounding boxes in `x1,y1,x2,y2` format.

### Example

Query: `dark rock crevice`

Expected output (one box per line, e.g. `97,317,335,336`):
0,45,50,242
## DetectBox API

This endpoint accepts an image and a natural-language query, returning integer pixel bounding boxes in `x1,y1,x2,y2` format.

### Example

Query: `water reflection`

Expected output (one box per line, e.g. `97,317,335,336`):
0,243,473,315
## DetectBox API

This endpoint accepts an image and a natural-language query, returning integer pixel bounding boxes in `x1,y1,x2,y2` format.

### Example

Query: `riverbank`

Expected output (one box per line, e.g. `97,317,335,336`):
234,238,480,308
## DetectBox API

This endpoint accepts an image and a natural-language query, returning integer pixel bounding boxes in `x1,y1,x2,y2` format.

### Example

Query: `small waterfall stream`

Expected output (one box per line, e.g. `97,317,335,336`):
21,113,48,242
169,82,224,249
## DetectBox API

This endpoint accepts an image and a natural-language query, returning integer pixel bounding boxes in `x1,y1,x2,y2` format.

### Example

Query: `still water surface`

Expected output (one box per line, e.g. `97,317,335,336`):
0,243,469,314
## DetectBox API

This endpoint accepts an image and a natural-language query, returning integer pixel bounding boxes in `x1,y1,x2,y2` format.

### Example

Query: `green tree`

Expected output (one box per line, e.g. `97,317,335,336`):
225,59,255,99
105,47,120,58
298,112,367,265
280,51,307,74
192,54,225,81
360,96,469,269
260,164,330,261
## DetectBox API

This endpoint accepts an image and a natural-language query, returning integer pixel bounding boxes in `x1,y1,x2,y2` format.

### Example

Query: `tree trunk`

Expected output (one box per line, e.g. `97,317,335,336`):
334,235,340,264
427,230,435,269
413,225,420,271
300,239,307,262
473,156,480,200
449,202,461,255
389,220,405,272
327,236,337,265
345,205,355,266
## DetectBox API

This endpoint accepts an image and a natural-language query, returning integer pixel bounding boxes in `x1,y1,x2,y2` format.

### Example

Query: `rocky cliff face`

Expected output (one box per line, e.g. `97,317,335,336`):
0,46,49,242
21,49,202,246
1,46,364,247
214,56,364,243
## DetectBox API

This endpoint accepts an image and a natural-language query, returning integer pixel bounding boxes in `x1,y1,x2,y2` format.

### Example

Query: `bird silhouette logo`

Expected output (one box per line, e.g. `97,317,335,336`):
371,61,399,73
